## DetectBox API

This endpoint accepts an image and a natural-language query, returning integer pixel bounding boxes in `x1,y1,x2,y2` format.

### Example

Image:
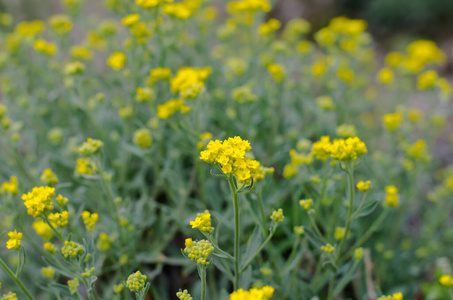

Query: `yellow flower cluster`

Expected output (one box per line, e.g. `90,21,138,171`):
64,61,85,75
267,63,285,82
377,68,394,84
336,124,357,138
316,96,335,111
270,208,284,222
48,211,69,228
356,181,371,192
190,210,214,233
68,278,79,294
122,14,140,26
61,240,85,258
177,289,193,300
439,274,453,287
417,70,438,90
1,176,18,194
79,138,104,155
199,136,260,183
163,0,201,20
377,292,403,300
135,87,155,102
82,211,99,232
40,168,59,186
226,0,271,14
71,46,93,60
48,14,73,35
6,230,22,250
383,112,403,131
33,220,54,240
33,39,57,55
311,136,367,162
232,85,257,103
253,166,274,181
157,98,190,119
42,266,55,278
136,0,173,9
229,285,274,300
403,139,431,163
44,242,56,253
184,238,213,265
149,67,172,83
107,52,126,70
314,16,368,51
299,199,313,210
126,271,147,292
170,67,211,99
56,194,69,207
133,129,153,148
21,186,55,218
0,292,17,300
258,18,280,35
283,18,311,41
321,243,335,253
384,185,399,207
334,227,346,240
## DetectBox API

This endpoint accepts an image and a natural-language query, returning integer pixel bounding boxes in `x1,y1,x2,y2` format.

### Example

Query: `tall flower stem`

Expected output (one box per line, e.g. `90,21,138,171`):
0,257,36,300
227,174,240,290
201,266,207,300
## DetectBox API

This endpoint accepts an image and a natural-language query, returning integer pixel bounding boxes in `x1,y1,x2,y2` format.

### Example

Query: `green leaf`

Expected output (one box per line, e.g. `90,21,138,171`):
322,260,337,272
240,226,262,270
354,200,379,219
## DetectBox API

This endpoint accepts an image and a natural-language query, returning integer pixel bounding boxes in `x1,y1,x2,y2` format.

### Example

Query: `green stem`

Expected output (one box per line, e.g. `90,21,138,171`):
43,216,63,242
227,175,240,290
336,164,354,261
239,226,275,273
201,267,207,300
0,257,37,300
206,235,234,261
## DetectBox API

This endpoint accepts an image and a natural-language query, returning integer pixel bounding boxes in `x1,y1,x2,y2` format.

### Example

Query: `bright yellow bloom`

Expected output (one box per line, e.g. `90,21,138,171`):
383,112,402,131
33,39,57,55
81,211,99,232
40,168,59,186
133,129,153,148
417,70,438,90
68,278,79,294
126,271,147,292
354,247,364,259
42,266,55,278
377,68,393,84
229,285,274,300
149,67,171,83
114,284,124,293
56,194,69,207
97,233,111,251
356,181,371,192
6,230,22,250
226,0,271,14
44,242,56,253
329,137,367,162
270,208,284,222
49,14,73,34
267,63,285,82
157,98,190,119
170,67,211,99
21,186,55,218
136,0,173,9
79,138,104,155
440,274,453,287
62,240,84,258
70,46,93,60
0,292,17,300
321,243,335,253
385,52,403,67
184,238,213,265
404,139,431,163
334,227,346,240
177,289,193,300
384,185,399,207
190,210,214,233
107,52,126,70
33,220,54,240
283,164,297,178
294,226,305,235
311,61,327,77
299,199,313,210
311,136,332,161
163,0,201,20
258,18,280,35
82,267,95,278
122,14,140,26
48,211,69,228
336,67,354,82
1,176,18,194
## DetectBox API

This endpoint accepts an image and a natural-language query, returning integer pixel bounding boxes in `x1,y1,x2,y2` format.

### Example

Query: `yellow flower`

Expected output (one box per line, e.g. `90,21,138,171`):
6,230,22,250
440,274,453,287
133,129,153,148
294,226,305,235
126,271,147,292
258,18,280,35
334,227,346,240
97,233,111,251
311,61,327,77
336,124,357,138
0,292,17,300
229,285,274,300
270,208,284,222
56,194,69,207
157,98,190,119
383,112,402,131
21,186,55,218
267,63,285,82
316,96,335,111
299,199,313,210
49,14,73,34
330,137,367,162
136,0,173,9
321,243,335,253
149,67,171,83
62,240,84,258
190,210,214,233
226,0,271,14
122,14,140,26
377,68,393,84
384,185,399,207
417,70,438,90
135,87,155,102
170,67,211,98
68,278,79,294
75,157,97,175
404,139,431,163
43,242,56,253
79,138,104,155
184,238,213,265
42,266,55,278
33,39,57,55
33,220,54,240
385,52,403,67
336,67,354,82
1,176,18,194
356,181,371,192
163,1,201,20
232,85,257,103
70,46,93,60
107,52,126,70
64,61,85,75
354,247,364,259
48,211,69,228
177,289,193,300
40,168,59,186
311,136,332,161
